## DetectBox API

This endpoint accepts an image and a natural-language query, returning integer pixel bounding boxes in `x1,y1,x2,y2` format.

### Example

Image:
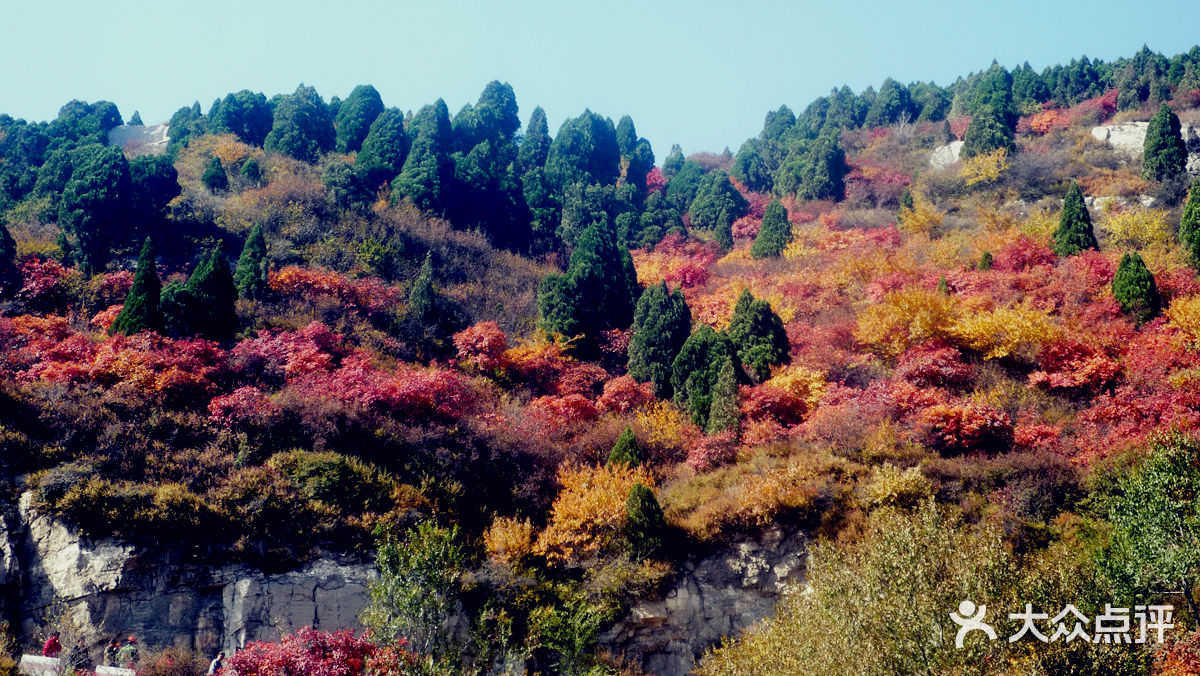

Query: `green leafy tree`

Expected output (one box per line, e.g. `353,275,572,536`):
538,220,639,343
355,108,410,190
167,101,205,154
672,325,743,427
110,238,161,335
662,144,685,179
978,251,993,270
397,253,468,360
665,160,707,212
628,282,692,398
234,224,268,300
362,520,465,660
58,144,131,276
726,290,790,382
751,198,791,258
689,171,749,250
264,85,336,163
208,90,273,146
1143,102,1188,183
1098,433,1200,618
201,156,228,193
1112,251,1161,324
1181,179,1200,269
0,216,21,294
517,106,552,174
161,244,238,342
322,161,370,212
607,426,643,468
775,128,848,201
1052,182,1099,256
128,155,180,224
634,191,684,249
128,111,143,126
731,140,773,193
240,158,263,186
473,80,521,142
960,105,1016,159
334,84,385,153
705,356,740,435
625,483,667,562
392,100,453,213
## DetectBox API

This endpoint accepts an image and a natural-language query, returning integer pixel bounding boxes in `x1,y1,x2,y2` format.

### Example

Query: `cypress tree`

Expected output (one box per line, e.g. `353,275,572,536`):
234,224,268,299
334,84,385,154
978,251,994,270
392,100,453,213
671,325,743,427
1112,251,1161,324
1143,102,1188,182
628,282,692,398
1181,179,1200,269
264,85,336,163
689,171,749,250
0,216,18,294
202,156,229,193
750,199,791,259
900,188,914,211
517,107,551,174
240,158,263,185
960,105,1016,159
110,238,161,335
355,108,410,189
625,483,667,562
397,253,467,360
705,356,740,435
937,276,950,295
538,219,639,342
162,244,238,342
59,144,132,276
1052,182,1099,257
608,426,643,468
726,290,790,383
129,111,143,126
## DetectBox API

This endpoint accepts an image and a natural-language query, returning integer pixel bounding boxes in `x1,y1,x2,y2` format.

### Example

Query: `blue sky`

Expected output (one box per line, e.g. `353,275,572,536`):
2,0,1198,159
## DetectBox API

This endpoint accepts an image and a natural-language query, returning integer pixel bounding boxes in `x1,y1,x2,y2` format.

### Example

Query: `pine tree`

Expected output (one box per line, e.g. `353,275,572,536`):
334,84,385,153
608,426,643,467
162,244,238,342
900,188,915,211
672,325,743,427
628,282,692,398
59,144,132,276
234,224,268,300
264,85,336,163
392,100,453,213
355,108,410,189
1181,179,1200,269
110,238,161,335
689,171,748,250
517,107,551,174
978,251,994,270
1143,102,1188,183
960,105,1016,159
129,111,143,126
1112,251,1161,324
624,483,667,562
750,199,791,258
1052,182,1099,257
937,276,950,295
202,156,229,193
538,219,639,343
397,253,467,360
726,290,790,383
705,356,740,435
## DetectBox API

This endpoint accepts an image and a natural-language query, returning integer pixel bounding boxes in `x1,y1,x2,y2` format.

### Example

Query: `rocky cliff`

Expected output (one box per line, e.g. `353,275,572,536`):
1091,121,1200,174
1,492,372,656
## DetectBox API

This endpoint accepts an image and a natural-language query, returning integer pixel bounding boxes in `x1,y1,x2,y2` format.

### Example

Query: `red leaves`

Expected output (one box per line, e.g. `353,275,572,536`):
453,321,509,373
1028,339,1120,392
895,342,973,388
994,236,1055,272
224,626,418,676
918,402,1013,456
269,266,401,316
596,375,654,413
231,322,347,384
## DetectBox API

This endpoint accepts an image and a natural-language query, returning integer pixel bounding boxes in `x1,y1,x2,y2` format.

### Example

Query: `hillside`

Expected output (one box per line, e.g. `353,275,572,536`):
3,44,1200,675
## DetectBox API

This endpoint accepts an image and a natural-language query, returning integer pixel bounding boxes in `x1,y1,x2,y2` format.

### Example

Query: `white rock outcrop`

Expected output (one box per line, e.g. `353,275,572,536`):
1091,121,1200,174
929,141,964,170
107,123,169,155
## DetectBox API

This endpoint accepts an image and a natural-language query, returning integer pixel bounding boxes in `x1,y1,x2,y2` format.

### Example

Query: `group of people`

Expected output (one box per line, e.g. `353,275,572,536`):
40,631,225,674
41,632,139,671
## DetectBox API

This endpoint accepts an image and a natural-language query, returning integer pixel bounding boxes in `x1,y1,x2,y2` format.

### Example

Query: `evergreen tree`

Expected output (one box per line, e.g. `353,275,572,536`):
750,199,791,258
396,253,468,360
208,90,273,146
662,144,685,179
689,171,748,250
731,140,773,193
635,191,684,249
355,108,410,190
628,282,692,398
202,156,229,193
129,111,143,126
234,224,269,300
1052,182,1099,257
705,356,741,435
671,325,743,427
393,100,453,213
608,426,643,467
960,105,1016,159
58,144,131,276
240,158,263,185
110,237,161,335
899,188,914,211
264,85,336,163
544,110,620,191
726,289,790,382
1143,103,1188,183
334,84,385,153
775,128,848,201
1112,251,1161,324
863,78,914,128
538,219,640,343
978,251,994,270
167,101,206,154
665,160,707,212
161,244,238,343
625,483,667,562
615,115,638,157
937,276,950,296
517,106,551,174
128,155,180,224
1181,179,1200,269
0,216,21,295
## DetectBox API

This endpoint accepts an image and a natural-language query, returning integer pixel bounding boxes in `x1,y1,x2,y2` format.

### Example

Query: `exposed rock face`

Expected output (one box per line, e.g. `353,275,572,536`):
1091,121,1200,174
929,141,964,171
601,528,808,676
5,492,372,656
107,123,169,154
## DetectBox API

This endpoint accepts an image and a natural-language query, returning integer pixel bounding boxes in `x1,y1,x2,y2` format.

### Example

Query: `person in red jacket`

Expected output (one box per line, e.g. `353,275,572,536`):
41,630,62,658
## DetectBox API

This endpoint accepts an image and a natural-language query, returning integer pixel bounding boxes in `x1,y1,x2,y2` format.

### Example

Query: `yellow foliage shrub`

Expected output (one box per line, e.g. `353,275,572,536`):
1167,294,1200,348
861,463,932,509
634,401,701,452
1099,204,1171,250
854,287,958,359
896,194,944,237
959,148,1009,187
484,516,535,567
1020,207,1059,240
535,463,655,563
764,365,827,412
950,302,1060,360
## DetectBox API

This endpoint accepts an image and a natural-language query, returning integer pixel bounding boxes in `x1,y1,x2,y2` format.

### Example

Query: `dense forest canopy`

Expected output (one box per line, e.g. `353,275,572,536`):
5,43,1200,674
